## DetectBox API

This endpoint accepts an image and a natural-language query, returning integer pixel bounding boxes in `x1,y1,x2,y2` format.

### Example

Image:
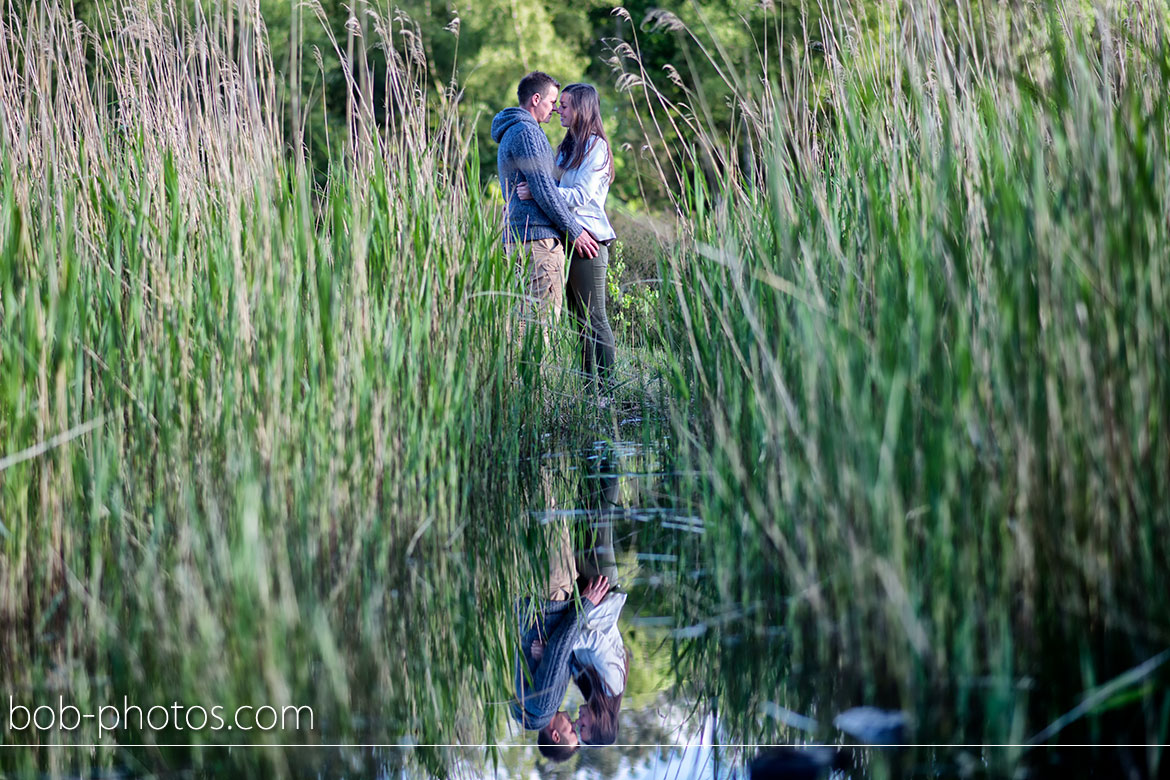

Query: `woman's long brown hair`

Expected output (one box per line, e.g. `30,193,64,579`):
555,83,615,180
576,645,631,745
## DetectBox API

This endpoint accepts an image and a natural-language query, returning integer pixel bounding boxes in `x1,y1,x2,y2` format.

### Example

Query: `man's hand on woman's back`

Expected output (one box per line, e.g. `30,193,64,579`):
582,576,611,606
573,229,599,259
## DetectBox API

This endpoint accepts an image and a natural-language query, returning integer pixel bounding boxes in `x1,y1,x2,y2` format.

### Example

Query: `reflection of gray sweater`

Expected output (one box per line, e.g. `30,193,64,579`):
491,107,583,244
510,597,596,730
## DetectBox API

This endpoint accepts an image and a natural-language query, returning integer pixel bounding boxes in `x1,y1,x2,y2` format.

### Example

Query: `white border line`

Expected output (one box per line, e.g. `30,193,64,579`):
2,743,1168,748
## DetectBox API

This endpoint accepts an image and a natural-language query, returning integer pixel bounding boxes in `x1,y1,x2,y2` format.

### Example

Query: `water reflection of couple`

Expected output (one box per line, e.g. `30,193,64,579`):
492,71,617,392
511,450,629,761
510,531,628,760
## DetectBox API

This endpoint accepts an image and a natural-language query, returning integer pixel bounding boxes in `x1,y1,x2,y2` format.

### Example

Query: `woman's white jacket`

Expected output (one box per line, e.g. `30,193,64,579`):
569,591,628,696
557,136,616,242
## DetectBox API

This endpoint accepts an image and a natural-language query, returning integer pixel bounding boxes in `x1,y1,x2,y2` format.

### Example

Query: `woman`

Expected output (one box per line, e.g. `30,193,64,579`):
517,83,617,391
569,589,629,745
567,438,627,745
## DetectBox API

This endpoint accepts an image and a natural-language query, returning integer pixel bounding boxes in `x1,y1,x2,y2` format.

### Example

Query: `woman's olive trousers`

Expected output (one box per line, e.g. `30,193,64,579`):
567,242,616,388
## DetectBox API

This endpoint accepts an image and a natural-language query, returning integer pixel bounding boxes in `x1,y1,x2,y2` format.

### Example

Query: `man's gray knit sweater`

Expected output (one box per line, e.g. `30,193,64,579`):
510,597,596,730
491,107,583,245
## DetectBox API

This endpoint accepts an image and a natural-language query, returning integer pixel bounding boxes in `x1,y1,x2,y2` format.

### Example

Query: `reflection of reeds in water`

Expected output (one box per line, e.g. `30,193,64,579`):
612,0,1170,765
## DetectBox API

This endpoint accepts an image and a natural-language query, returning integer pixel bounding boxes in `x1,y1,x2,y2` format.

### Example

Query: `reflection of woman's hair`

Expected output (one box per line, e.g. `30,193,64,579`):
576,645,631,745
555,83,615,180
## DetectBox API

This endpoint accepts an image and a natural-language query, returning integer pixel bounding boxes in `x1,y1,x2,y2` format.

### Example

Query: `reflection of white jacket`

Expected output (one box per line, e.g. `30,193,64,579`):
556,136,616,242
569,591,628,697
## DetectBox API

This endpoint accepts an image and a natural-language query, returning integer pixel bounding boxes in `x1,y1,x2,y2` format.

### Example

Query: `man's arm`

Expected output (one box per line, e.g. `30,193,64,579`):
512,601,555,727
526,602,593,695
514,125,584,240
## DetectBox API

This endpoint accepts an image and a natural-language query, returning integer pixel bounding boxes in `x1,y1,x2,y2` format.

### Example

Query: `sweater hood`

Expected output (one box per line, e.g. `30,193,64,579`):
491,107,534,143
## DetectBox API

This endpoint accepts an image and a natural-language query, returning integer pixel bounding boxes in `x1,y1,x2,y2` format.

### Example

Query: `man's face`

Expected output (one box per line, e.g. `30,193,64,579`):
531,86,559,124
550,711,579,747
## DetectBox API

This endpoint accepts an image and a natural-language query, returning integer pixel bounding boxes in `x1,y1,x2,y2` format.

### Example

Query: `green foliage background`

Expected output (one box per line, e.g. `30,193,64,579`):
65,0,818,206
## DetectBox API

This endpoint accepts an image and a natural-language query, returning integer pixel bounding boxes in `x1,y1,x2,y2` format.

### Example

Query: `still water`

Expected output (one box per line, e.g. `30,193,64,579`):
3,411,1150,780
451,431,917,779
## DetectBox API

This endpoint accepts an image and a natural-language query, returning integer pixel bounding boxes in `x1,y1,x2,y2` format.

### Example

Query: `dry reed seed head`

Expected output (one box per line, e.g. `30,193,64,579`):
608,41,639,63
616,73,643,93
642,9,686,34
611,7,632,22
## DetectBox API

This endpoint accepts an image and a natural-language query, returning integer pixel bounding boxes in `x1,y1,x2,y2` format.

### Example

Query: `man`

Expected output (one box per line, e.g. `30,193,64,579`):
491,71,599,325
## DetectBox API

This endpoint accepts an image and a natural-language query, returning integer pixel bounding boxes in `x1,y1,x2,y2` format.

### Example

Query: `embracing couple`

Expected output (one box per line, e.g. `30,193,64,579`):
509,535,630,761
491,71,617,391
